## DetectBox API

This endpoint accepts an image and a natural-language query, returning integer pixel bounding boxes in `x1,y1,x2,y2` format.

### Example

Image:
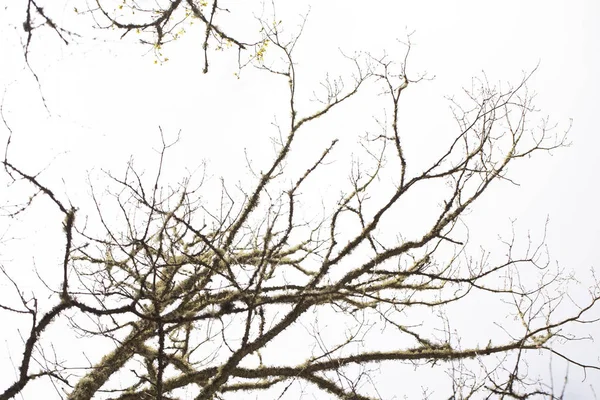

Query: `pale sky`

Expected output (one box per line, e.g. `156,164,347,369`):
1,1,599,398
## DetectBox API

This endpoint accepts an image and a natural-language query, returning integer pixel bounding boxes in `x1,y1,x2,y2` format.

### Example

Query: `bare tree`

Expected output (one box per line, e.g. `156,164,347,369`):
2,11,599,400
16,0,264,73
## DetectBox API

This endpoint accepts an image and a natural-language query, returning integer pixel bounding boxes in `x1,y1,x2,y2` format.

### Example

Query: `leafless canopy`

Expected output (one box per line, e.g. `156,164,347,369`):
2,10,600,400
19,0,257,73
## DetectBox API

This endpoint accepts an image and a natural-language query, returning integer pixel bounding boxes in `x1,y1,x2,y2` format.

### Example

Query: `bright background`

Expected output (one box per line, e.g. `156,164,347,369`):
1,0,599,398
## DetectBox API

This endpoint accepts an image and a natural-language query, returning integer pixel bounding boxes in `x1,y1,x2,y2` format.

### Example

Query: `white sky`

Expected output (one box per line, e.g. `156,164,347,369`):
1,0,599,398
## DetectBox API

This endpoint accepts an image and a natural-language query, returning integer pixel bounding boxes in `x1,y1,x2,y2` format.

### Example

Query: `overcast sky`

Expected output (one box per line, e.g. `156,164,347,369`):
1,0,599,398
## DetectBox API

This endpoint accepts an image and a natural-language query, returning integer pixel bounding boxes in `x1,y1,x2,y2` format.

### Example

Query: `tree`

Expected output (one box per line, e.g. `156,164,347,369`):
18,0,262,73
1,2,599,400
